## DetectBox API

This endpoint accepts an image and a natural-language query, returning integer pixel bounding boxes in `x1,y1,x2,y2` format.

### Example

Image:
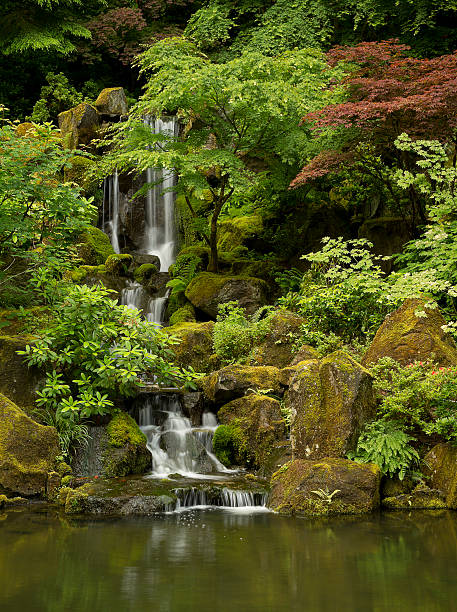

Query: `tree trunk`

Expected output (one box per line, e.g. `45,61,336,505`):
207,198,223,273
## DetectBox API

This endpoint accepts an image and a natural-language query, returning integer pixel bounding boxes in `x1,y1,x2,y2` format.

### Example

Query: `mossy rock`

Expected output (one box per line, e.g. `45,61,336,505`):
423,443,457,508
66,264,106,283
0,333,42,414
268,457,381,516
287,351,376,460
105,254,133,276
77,226,115,266
58,102,100,149
0,393,59,496
94,87,128,115
164,322,215,373
185,272,269,318
201,364,282,404
133,263,158,284
217,214,264,251
102,413,151,478
0,494,27,509
382,485,447,509
216,394,287,473
362,299,457,367
15,123,37,137
64,155,98,197
65,488,90,514
250,310,307,368
169,303,196,326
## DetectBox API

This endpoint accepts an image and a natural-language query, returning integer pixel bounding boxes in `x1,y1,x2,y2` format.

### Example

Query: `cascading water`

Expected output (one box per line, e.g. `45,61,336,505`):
142,116,179,272
174,488,267,510
135,394,229,478
103,170,120,254
120,281,167,325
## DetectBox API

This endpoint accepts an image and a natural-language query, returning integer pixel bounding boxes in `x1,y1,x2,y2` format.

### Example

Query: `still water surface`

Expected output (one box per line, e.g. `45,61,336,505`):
1,507,457,612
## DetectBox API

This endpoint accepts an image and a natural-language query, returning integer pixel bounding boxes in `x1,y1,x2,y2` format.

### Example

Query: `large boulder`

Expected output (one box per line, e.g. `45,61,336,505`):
201,365,282,404
0,394,59,496
164,322,216,373
268,458,381,516
250,311,308,368
76,226,115,266
217,214,263,251
185,272,269,318
0,334,41,414
215,395,287,472
288,351,376,460
362,299,457,367
58,102,100,149
423,443,457,508
94,87,128,116
72,412,150,478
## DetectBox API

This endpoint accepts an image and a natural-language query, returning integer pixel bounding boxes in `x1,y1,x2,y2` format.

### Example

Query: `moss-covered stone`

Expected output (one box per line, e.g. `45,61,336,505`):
0,494,27,509
382,485,447,509
65,488,89,514
105,254,133,276
94,87,128,115
217,214,264,251
423,443,457,508
216,395,287,473
133,263,158,284
0,393,59,496
268,457,381,516
0,333,42,414
169,303,196,326
363,299,457,367
58,102,100,149
102,412,151,478
250,310,306,368
287,351,376,460
164,322,215,373
201,364,282,404
185,272,269,318
15,122,37,137
64,155,98,197
77,226,115,266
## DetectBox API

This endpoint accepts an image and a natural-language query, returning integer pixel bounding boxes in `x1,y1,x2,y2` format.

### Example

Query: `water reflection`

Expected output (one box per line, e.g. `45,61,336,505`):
1,508,457,611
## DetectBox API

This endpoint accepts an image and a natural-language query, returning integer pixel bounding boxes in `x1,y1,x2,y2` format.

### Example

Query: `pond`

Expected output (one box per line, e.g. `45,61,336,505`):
1,507,457,612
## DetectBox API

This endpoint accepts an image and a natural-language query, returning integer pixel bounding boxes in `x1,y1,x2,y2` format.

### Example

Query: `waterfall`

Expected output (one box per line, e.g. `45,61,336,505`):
134,394,230,478
174,487,267,510
103,170,120,254
120,281,167,325
143,116,178,272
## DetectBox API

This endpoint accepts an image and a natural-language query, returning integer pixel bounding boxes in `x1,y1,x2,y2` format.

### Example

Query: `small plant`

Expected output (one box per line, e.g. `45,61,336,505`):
348,419,420,480
311,487,341,504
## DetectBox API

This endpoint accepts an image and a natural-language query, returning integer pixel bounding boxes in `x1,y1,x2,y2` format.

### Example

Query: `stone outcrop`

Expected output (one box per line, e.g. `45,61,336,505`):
215,395,287,472
362,299,457,367
94,87,128,116
423,443,457,508
58,102,100,149
287,351,375,460
185,272,269,318
201,365,282,404
269,458,381,515
250,311,308,368
0,394,59,496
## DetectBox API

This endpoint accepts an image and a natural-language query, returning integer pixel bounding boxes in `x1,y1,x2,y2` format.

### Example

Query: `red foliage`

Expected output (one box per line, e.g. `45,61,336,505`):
293,40,457,187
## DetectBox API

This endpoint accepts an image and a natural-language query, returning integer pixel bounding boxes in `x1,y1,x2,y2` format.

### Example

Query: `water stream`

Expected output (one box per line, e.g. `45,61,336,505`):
103,170,121,254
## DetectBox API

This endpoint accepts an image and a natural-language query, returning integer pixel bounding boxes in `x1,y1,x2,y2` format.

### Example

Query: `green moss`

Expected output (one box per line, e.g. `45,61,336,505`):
65,488,89,514
105,254,133,276
217,214,264,251
213,424,246,466
61,475,73,487
106,412,147,448
133,263,158,283
77,226,115,266
164,321,215,373
169,303,196,326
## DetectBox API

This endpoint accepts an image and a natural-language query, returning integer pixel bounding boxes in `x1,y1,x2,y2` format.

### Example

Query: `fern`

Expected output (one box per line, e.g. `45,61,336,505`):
348,420,420,480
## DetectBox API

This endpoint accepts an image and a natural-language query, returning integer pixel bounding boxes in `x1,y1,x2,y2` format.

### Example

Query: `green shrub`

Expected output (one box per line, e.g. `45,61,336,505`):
348,419,419,480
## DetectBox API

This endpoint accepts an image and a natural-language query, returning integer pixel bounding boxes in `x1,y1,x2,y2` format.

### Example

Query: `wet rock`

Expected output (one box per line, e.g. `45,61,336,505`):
250,311,307,368
201,365,282,404
185,272,269,318
58,102,100,149
362,299,457,367
215,394,287,473
423,443,457,508
382,486,447,509
181,392,204,427
288,351,375,460
94,87,128,116
164,322,216,373
268,457,381,516
0,394,59,496
133,254,161,269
